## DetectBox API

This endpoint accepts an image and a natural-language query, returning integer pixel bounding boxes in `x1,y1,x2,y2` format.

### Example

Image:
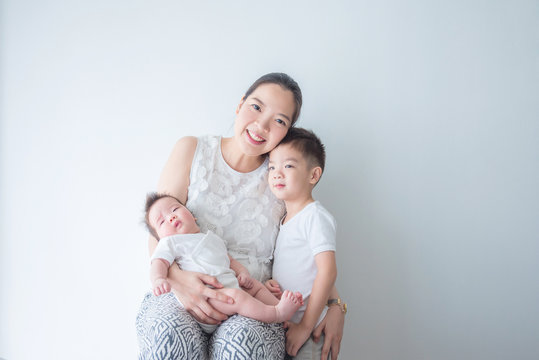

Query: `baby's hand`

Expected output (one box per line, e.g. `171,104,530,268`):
152,278,171,296
265,279,283,299
237,272,254,289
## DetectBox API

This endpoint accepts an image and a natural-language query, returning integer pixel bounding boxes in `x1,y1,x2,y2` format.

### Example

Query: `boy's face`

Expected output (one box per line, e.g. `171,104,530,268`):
148,197,200,239
268,143,319,202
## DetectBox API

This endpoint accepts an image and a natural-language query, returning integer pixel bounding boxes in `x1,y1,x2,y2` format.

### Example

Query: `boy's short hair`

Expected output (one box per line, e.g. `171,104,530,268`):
279,127,326,174
144,192,184,240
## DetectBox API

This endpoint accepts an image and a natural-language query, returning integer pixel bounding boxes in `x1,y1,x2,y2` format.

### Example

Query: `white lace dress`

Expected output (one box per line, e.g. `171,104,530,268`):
186,135,285,282
137,135,287,360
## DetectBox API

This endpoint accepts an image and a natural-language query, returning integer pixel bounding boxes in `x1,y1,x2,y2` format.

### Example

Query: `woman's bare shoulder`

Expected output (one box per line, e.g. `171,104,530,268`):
157,136,199,202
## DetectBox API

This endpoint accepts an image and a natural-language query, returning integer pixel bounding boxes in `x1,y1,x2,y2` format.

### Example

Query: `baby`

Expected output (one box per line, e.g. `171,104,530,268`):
144,192,303,332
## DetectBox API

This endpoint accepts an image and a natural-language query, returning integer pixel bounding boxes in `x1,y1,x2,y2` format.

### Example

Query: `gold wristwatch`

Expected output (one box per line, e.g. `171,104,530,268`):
327,298,347,314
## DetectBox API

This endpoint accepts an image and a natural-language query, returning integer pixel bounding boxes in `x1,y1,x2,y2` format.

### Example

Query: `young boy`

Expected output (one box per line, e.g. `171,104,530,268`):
144,192,303,333
266,127,339,359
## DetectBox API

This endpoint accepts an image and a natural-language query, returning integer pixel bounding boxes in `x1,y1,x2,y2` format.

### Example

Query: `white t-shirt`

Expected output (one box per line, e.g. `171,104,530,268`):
272,201,337,325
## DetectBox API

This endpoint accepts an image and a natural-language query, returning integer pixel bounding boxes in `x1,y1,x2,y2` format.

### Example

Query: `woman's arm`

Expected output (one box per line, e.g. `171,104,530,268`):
149,136,233,324
285,251,337,357
312,284,345,360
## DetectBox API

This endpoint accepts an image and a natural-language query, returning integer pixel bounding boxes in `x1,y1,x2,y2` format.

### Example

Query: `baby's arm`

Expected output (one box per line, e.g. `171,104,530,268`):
228,254,254,289
286,251,337,357
150,258,172,296
265,279,283,299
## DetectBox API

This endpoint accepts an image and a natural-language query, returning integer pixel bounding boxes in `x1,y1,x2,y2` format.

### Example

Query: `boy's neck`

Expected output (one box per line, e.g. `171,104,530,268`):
283,196,315,224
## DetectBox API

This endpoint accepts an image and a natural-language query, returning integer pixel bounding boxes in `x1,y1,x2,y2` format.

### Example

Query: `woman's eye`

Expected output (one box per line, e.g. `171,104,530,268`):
275,118,286,126
251,104,261,111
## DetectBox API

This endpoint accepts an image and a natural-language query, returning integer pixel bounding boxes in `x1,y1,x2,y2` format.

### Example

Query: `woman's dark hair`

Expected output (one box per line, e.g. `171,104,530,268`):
244,72,302,127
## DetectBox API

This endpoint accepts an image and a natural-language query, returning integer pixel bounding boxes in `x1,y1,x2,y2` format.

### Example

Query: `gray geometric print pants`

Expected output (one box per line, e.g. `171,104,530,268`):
136,292,286,359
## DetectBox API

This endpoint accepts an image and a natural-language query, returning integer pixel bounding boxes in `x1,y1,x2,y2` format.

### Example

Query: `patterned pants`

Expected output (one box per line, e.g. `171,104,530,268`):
136,292,286,359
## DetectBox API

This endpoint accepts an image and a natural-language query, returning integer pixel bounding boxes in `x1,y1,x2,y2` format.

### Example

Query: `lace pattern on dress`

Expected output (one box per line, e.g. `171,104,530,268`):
186,136,284,282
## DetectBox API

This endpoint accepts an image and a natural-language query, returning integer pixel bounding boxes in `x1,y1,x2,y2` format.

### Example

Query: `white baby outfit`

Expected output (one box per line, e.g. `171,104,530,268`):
151,231,239,289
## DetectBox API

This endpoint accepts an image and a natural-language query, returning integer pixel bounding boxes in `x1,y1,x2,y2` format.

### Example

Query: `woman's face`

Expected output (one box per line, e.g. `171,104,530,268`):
234,83,296,157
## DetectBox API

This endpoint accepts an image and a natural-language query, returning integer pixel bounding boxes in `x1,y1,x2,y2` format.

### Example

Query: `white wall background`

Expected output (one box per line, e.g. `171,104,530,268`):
1,1,538,359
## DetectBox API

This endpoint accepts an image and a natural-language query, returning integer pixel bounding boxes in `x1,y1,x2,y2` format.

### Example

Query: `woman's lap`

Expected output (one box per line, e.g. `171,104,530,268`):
210,315,285,359
136,292,208,360
136,292,285,360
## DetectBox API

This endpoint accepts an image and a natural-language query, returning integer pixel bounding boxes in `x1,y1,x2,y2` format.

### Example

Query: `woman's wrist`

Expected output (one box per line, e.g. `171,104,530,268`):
327,298,347,314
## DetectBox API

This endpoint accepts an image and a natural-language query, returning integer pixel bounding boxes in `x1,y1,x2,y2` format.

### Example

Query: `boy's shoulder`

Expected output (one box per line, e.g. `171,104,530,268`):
301,201,336,226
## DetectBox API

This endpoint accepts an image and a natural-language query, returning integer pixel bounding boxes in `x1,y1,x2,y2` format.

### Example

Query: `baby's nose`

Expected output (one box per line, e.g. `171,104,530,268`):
169,214,177,223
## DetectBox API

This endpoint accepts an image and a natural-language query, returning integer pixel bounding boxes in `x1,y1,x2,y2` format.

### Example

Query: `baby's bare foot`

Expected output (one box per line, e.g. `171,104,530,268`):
294,291,304,306
275,290,302,322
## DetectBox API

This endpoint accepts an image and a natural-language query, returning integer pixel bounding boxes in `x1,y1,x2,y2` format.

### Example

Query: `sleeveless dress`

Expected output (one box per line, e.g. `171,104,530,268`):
136,136,286,360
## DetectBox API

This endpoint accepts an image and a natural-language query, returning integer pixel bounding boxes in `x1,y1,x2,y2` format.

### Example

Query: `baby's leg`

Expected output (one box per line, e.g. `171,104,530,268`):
209,288,301,323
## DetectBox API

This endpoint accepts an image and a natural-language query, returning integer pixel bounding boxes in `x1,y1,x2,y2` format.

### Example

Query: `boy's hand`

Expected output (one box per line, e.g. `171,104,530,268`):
237,272,254,289
152,278,171,296
285,321,311,357
265,279,283,299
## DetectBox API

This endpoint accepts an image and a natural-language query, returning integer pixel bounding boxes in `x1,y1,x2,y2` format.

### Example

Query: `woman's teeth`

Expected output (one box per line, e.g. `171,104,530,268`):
247,129,265,142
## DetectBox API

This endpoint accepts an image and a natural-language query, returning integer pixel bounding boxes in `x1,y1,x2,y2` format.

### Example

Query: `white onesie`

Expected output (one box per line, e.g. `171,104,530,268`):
151,230,239,289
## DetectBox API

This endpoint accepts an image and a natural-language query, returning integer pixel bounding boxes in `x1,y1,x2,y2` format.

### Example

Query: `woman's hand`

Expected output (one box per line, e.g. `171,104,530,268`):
169,269,234,324
312,304,345,360
264,279,283,299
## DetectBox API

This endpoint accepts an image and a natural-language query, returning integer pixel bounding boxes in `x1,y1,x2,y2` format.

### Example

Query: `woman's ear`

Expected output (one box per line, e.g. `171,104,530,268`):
235,96,246,114
310,167,322,185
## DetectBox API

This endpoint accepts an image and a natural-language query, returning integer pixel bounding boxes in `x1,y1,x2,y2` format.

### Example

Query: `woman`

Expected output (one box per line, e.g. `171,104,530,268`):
136,73,345,359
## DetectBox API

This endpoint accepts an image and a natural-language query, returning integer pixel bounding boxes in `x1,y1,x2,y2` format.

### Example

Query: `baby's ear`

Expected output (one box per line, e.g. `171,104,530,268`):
310,167,322,185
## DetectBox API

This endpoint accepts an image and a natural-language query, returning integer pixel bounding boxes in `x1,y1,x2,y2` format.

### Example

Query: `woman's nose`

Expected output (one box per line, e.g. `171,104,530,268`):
256,116,271,132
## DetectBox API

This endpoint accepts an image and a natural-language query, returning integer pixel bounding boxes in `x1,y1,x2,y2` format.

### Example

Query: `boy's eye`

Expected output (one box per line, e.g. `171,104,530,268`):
251,104,261,111
285,164,293,169
268,166,275,171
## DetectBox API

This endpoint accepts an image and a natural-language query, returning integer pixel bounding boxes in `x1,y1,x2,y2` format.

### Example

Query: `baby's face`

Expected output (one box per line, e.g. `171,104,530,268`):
149,197,200,239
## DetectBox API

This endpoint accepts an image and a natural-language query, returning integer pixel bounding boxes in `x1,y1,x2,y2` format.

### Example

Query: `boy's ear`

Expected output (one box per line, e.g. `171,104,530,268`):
235,96,246,114
309,167,322,185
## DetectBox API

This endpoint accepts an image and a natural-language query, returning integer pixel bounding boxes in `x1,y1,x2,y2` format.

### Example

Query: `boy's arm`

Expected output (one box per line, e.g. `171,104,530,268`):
286,251,337,357
228,254,254,289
